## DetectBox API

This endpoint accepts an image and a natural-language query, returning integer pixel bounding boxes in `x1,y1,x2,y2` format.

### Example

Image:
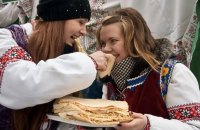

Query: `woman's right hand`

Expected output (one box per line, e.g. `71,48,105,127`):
115,112,147,130
89,51,108,71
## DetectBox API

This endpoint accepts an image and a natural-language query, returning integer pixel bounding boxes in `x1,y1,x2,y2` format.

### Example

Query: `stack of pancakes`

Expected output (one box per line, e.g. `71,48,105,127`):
53,96,133,125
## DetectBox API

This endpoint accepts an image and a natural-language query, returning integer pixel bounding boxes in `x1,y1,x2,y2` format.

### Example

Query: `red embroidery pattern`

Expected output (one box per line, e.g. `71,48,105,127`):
168,103,200,121
143,116,151,130
0,46,32,87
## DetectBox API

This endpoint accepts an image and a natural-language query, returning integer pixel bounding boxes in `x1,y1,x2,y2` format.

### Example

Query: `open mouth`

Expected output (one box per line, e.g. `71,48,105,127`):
71,35,79,40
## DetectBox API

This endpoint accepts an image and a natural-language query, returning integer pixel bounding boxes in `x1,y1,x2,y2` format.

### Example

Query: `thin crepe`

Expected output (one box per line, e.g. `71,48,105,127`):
53,96,133,125
98,54,116,78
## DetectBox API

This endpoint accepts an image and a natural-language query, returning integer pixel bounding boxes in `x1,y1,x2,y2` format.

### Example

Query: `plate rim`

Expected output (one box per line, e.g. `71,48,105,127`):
47,114,117,128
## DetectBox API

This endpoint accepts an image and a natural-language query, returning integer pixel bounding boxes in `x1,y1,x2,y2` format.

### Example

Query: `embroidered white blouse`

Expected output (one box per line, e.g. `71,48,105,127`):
0,23,97,109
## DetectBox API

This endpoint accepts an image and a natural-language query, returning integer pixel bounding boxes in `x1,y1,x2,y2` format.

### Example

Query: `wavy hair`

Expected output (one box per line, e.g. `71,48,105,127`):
96,8,160,71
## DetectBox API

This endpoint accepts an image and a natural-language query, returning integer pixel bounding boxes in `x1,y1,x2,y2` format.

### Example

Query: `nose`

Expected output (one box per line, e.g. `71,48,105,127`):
80,26,87,35
102,43,112,53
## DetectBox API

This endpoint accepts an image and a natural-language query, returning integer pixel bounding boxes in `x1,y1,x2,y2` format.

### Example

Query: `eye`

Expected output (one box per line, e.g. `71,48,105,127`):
79,20,84,25
79,19,87,25
110,39,118,44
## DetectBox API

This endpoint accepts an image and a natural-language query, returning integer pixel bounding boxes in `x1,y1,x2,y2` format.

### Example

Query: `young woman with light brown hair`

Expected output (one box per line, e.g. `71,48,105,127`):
97,8,200,130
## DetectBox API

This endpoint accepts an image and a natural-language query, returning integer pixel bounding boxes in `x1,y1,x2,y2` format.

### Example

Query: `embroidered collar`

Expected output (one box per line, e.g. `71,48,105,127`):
127,68,151,91
160,59,177,98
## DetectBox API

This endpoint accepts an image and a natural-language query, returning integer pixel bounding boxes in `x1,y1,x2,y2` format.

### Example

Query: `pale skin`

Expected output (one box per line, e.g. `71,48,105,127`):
31,18,108,71
99,22,147,130
63,18,88,44
63,18,109,71
100,22,129,64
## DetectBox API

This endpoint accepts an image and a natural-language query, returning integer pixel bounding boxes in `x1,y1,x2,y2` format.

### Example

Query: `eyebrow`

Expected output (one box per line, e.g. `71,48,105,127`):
80,19,88,23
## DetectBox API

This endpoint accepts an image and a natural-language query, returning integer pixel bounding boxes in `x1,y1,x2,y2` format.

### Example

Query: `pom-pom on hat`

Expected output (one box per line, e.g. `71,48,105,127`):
37,0,91,21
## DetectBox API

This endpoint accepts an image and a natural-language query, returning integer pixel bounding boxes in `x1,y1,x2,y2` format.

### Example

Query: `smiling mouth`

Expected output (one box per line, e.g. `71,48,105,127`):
71,35,79,40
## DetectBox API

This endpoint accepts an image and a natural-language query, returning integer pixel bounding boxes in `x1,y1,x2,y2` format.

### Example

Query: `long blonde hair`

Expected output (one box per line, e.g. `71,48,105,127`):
96,8,160,71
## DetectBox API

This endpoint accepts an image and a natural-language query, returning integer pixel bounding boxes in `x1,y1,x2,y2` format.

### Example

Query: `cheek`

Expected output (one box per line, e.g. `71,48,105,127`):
64,33,70,42
116,48,129,63
122,48,129,58
64,28,69,38
64,28,75,42
64,24,76,36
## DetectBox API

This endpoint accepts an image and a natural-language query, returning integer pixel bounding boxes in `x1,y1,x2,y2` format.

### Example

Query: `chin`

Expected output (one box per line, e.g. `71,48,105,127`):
115,59,120,64
66,40,75,45
65,38,75,43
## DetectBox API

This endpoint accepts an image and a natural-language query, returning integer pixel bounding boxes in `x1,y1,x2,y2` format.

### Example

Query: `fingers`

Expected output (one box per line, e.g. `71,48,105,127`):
129,111,147,124
96,53,108,70
129,111,144,118
104,53,113,60
115,122,134,130
89,51,108,71
115,112,147,130
31,19,36,29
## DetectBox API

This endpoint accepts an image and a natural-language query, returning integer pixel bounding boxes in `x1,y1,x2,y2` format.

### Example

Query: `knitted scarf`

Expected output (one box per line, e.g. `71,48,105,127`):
110,38,175,91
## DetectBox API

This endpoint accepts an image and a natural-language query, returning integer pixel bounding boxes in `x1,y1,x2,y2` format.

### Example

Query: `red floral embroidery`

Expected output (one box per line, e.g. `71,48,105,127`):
0,46,32,88
168,103,200,121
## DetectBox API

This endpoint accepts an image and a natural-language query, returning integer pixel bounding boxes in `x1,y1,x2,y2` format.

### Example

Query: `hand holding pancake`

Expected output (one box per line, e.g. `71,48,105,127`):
98,54,116,78
89,51,109,71
115,112,147,130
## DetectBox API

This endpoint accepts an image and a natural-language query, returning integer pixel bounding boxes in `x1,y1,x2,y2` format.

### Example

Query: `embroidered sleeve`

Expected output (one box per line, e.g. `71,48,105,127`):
166,63,200,121
0,28,97,109
145,63,200,130
0,52,97,110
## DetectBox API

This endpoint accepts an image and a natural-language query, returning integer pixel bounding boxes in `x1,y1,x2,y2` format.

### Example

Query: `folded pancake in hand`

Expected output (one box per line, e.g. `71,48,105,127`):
98,54,116,78
53,96,133,125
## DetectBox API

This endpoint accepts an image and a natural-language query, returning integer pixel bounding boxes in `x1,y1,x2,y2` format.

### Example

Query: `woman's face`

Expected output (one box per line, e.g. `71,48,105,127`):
64,18,88,45
100,22,129,63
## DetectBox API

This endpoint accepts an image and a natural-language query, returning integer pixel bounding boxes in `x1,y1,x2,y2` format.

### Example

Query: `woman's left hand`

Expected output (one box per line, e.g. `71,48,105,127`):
115,112,147,130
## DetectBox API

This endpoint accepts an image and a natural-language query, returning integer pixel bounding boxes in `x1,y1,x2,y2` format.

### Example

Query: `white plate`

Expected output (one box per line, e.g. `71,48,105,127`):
47,114,117,128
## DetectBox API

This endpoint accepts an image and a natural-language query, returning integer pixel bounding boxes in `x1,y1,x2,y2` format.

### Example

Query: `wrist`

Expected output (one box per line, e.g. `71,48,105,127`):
89,56,98,69
142,116,150,130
